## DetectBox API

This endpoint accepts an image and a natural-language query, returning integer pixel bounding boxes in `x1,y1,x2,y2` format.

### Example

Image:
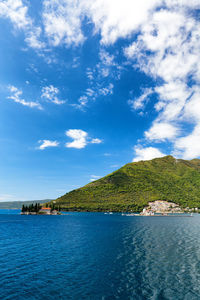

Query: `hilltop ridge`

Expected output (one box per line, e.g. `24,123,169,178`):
49,156,200,212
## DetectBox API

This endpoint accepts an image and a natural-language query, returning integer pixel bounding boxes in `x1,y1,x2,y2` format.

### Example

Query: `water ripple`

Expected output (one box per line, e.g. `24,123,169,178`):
1,213,200,299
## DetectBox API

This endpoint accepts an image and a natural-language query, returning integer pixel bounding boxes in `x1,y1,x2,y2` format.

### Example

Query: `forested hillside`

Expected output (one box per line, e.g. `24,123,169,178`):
50,156,200,212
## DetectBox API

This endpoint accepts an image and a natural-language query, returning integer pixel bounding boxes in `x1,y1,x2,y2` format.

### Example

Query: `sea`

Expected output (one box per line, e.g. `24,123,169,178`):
1,210,200,300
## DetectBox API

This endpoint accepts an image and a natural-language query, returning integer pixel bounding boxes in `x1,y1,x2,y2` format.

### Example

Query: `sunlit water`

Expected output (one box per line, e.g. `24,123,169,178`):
1,210,200,299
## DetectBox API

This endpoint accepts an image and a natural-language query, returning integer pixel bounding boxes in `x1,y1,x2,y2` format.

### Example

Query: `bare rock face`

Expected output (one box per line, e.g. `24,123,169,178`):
140,201,183,215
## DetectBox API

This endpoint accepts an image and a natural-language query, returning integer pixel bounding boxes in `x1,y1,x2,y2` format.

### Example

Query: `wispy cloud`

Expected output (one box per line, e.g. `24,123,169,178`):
98,49,118,78
7,85,42,110
74,48,120,109
91,138,102,144
38,140,59,150
128,88,153,111
0,194,22,202
75,82,114,109
25,27,45,49
65,129,102,149
99,83,114,96
41,85,65,105
86,68,94,81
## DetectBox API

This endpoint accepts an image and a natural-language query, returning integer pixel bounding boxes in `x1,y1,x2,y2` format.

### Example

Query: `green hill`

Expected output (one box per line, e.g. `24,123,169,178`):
50,156,200,212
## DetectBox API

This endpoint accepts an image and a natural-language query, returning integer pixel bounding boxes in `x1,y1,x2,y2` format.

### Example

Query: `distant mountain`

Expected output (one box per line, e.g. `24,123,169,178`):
49,156,200,212
0,200,51,209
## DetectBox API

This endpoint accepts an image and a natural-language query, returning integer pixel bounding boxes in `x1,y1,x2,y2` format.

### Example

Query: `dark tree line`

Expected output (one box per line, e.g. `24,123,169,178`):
21,203,41,213
50,203,60,211
21,203,60,213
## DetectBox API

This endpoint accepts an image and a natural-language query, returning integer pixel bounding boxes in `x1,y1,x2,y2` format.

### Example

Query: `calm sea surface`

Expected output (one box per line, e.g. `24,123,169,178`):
1,210,200,299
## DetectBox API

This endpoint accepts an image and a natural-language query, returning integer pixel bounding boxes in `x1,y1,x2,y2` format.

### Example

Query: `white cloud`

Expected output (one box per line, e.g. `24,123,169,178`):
41,85,65,105
99,83,114,96
0,0,30,29
76,82,114,109
85,0,160,44
78,96,88,106
98,48,117,78
99,49,115,66
86,68,94,81
25,27,45,49
42,0,155,47
97,48,122,82
86,88,96,98
123,5,200,159
124,10,200,85
43,0,85,47
133,146,166,162
72,95,88,110
165,0,200,8
8,0,156,50
183,88,200,123
40,0,162,48
65,129,102,149
38,140,59,150
74,48,119,109
173,125,200,160
2,1,200,160
91,138,102,144
0,0,44,49
145,122,179,142
65,129,88,149
2,0,160,51
7,85,42,109
154,81,190,120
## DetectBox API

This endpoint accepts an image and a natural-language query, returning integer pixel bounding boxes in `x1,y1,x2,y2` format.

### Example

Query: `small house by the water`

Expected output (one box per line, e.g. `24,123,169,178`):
39,207,51,214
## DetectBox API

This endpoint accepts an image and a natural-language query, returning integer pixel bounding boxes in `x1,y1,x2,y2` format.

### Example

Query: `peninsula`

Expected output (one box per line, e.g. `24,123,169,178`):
46,156,200,213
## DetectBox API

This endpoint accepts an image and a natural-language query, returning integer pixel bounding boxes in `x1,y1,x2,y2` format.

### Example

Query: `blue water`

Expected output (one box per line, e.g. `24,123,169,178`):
1,211,200,299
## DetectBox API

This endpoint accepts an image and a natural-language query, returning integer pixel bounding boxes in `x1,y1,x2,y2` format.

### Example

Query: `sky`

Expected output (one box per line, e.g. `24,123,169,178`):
0,0,200,201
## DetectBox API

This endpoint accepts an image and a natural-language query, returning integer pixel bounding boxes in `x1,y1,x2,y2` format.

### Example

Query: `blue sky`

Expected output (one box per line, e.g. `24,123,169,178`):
0,0,200,201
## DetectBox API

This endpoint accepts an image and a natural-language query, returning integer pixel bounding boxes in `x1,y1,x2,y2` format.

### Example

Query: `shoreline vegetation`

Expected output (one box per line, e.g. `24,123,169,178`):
21,203,61,215
20,200,197,216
